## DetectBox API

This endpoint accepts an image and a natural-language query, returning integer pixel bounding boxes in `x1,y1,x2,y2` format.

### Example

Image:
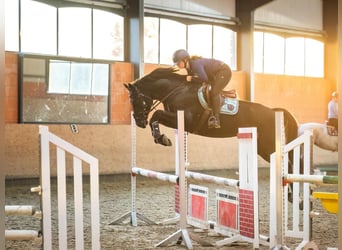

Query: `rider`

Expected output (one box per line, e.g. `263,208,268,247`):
172,49,232,129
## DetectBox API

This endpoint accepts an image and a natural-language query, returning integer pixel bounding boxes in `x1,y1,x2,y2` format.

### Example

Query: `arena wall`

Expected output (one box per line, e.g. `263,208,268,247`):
4,52,336,178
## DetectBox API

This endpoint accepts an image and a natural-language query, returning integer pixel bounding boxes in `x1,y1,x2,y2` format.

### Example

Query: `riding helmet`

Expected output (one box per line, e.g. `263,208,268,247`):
173,49,190,64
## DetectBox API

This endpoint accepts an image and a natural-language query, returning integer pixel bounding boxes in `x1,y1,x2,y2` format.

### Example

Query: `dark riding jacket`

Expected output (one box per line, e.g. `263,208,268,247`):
188,58,226,84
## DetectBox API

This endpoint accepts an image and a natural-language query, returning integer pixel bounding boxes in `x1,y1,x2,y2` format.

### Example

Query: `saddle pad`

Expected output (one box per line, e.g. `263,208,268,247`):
197,87,239,115
220,97,239,115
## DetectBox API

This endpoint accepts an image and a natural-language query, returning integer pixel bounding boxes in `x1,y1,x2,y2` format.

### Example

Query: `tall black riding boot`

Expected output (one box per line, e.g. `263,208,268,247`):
208,94,221,128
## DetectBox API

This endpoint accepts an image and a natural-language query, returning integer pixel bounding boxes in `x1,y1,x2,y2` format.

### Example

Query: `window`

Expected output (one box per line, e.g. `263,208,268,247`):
5,0,19,51
263,33,285,74
254,31,324,77
5,0,124,60
5,0,123,124
188,24,212,58
213,26,237,70
144,17,237,68
305,38,324,77
160,19,186,64
59,7,92,58
253,32,264,73
48,60,109,96
285,37,304,76
144,17,159,64
20,55,110,124
93,9,124,60
21,0,57,54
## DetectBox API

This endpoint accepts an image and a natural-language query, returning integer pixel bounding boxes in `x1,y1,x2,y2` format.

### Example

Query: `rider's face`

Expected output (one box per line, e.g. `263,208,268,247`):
176,60,186,69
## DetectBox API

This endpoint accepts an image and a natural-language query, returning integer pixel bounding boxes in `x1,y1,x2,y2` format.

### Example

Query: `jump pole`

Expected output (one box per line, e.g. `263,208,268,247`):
5,204,42,242
5,205,39,217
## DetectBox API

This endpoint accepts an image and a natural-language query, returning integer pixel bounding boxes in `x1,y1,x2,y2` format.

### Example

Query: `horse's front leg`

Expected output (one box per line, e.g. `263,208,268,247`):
149,110,177,146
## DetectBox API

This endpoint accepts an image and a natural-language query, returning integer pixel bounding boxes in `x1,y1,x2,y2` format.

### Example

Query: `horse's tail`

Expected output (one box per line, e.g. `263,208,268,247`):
273,108,299,143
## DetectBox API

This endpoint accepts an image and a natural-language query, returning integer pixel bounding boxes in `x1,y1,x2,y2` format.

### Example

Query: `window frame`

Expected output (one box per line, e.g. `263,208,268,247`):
19,53,112,124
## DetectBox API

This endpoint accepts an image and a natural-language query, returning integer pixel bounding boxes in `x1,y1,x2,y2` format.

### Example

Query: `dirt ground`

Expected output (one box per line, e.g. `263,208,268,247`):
5,147,339,250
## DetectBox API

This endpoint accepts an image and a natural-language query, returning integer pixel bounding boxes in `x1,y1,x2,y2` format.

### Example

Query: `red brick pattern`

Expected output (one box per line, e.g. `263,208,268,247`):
110,63,134,124
5,52,18,123
238,189,255,238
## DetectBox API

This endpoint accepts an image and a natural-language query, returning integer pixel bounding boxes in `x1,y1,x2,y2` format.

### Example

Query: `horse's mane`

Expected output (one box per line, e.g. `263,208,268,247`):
138,67,187,83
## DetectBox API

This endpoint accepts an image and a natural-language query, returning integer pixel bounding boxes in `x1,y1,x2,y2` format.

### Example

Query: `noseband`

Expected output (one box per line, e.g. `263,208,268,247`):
132,84,183,118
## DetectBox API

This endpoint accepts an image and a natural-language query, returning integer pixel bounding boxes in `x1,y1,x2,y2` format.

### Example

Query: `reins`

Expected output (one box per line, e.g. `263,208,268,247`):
149,85,182,112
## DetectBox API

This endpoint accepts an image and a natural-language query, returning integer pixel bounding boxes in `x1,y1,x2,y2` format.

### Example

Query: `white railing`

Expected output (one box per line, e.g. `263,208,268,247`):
270,112,317,249
39,125,100,250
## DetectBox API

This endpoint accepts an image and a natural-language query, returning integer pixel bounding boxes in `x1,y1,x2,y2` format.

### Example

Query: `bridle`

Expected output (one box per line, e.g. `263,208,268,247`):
132,84,183,118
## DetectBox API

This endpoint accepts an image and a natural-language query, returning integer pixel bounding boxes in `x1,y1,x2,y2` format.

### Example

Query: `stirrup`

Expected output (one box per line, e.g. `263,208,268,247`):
208,116,220,129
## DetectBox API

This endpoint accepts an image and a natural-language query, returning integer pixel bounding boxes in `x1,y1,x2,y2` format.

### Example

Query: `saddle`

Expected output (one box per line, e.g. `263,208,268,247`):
192,84,239,134
325,121,338,136
201,83,237,102
198,83,239,115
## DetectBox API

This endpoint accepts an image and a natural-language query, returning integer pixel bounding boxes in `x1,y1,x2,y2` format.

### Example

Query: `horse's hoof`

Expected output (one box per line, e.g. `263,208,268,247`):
154,135,172,146
160,135,172,146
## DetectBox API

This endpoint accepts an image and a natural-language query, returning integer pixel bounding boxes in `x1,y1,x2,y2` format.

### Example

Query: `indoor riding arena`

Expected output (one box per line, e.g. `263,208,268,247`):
2,0,342,249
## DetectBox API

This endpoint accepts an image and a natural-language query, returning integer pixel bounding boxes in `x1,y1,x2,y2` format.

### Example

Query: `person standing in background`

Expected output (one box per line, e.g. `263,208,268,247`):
327,91,338,132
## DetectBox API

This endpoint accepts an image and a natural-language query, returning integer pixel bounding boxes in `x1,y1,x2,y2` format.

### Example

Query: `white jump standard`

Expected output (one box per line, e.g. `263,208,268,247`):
269,112,338,249
39,126,100,250
5,126,100,249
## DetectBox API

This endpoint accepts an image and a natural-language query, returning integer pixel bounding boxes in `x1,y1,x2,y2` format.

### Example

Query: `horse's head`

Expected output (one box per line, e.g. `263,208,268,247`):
124,83,153,128
124,67,188,128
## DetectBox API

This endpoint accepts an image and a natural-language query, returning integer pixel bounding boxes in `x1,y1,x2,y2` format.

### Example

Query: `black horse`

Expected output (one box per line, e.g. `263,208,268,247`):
124,67,298,163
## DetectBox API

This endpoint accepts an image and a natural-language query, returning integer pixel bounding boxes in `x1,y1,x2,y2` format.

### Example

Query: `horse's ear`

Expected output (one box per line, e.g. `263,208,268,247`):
124,83,131,90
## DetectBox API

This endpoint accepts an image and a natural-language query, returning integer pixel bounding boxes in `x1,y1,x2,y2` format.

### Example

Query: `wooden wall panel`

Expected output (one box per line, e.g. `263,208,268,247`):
5,52,18,123
254,73,335,123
